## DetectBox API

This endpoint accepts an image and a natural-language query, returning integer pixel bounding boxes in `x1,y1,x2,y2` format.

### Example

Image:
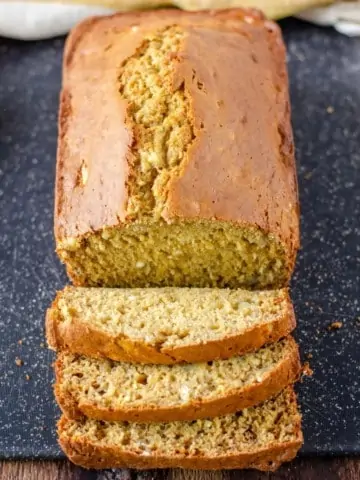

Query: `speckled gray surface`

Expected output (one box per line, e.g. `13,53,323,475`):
0,19,359,460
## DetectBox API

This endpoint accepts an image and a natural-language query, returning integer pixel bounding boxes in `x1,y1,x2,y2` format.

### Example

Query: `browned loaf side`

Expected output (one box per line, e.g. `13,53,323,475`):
46,286,296,364
58,387,303,471
55,8,299,289
54,337,300,422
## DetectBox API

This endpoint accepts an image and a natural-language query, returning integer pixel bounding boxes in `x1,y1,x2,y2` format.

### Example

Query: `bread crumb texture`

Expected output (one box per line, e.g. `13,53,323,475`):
57,338,295,413
60,220,288,288
119,26,194,220
56,287,290,349
59,388,301,455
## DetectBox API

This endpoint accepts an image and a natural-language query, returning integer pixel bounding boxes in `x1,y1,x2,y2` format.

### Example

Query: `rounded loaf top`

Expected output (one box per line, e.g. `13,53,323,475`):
55,9,299,288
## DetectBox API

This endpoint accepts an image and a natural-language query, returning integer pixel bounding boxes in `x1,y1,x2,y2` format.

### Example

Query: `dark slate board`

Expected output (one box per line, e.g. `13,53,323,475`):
0,18,359,461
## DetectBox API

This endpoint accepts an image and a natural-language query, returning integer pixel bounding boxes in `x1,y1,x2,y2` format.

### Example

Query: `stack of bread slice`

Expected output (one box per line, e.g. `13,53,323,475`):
47,288,302,470
47,8,302,471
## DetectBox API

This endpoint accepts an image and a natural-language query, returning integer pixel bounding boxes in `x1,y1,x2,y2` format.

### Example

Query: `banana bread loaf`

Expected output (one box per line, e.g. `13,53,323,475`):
55,8,299,289
58,387,302,470
46,286,296,364
54,337,300,422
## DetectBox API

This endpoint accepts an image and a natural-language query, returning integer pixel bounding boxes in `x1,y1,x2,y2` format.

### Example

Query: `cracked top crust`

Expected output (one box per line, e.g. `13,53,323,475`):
55,8,299,258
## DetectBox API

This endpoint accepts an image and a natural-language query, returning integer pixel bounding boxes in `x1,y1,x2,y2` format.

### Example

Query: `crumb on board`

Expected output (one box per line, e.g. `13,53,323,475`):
15,357,24,367
18,339,23,345
306,353,313,359
25,374,31,381
302,362,313,377
328,321,343,331
39,342,45,348
327,106,334,114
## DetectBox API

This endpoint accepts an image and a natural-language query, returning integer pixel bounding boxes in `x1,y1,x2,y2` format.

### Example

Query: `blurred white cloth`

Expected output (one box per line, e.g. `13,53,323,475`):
0,3,115,39
0,1,359,40
297,2,360,36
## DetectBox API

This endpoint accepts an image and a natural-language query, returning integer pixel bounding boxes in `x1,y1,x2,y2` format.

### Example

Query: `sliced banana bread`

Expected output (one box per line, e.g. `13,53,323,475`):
46,286,295,364
58,387,302,471
55,337,300,422
56,9,299,289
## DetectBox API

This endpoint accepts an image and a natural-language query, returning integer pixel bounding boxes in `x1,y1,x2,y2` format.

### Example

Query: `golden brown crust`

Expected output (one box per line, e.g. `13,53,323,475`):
55,8,299,277
54,337,300,422
60,437,301,471
58,418,303,471
46,288,296,365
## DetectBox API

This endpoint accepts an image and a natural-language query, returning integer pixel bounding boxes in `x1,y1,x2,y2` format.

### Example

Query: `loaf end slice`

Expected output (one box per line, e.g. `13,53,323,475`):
58,387,303,470
46,286,296,364
54,337,300,422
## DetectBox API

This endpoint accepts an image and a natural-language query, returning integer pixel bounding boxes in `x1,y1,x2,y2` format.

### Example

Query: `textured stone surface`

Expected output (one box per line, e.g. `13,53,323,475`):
0,19,359,459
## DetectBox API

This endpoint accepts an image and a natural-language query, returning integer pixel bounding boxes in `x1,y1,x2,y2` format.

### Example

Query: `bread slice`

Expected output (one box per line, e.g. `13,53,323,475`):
58,386,302,471
55,337,300,423
46,286,295,364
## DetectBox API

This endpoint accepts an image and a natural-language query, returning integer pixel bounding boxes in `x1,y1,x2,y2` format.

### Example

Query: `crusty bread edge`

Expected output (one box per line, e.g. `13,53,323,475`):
54,337,300,422
62,8,267,75
46,287,296,365
57,386,303,471
58,434,302,471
